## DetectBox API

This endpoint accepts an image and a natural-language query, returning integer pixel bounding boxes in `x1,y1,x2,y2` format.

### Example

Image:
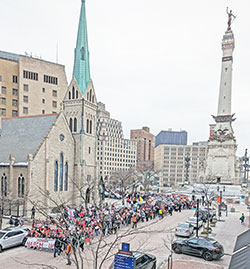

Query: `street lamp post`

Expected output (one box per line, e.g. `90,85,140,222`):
185,154,191,184
196,199,200,237
242,149,249,185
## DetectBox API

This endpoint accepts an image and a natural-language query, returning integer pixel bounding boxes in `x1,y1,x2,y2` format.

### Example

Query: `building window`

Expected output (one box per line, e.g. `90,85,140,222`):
74,118,77,132
23,107,28,114
23,84,28,92
64,162,68,191
1,86,6,94
0,97,6,105
42,88,45,93
89,120,92,134
12,88,18,96
59,153,64,191
18,174,25,197
44,75,58,85
72,87,75,99
12,110,18,117
12,100,18,107
0,75,2,82
12,75,18,83
52,90,57,97
69,91,71,100
23,70,38,81
52,101,57,108
23,96,28,103
89,89,92,101
0,108,6,116
1,173,7,197
69,118,73,132
89,147,91,154
42,99,45,104
42,110,45,114
86,119,89,133
76,90,78,99
54,161,58,192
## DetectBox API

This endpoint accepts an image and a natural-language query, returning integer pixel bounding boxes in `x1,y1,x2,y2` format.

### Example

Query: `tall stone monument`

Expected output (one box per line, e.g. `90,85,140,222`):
205,9,239,184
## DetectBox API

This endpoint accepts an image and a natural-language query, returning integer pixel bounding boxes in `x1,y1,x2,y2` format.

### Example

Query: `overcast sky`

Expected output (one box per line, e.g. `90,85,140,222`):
1,0,250,156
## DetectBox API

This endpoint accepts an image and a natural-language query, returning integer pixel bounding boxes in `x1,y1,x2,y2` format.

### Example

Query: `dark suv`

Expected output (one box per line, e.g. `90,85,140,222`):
172,237,224,261
110,251,156,269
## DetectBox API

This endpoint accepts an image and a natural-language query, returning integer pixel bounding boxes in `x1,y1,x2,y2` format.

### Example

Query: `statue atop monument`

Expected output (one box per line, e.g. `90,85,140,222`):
226,7,236,31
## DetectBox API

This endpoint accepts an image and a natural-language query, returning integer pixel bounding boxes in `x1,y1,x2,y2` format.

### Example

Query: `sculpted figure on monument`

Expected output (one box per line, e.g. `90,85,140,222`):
226,7,236,31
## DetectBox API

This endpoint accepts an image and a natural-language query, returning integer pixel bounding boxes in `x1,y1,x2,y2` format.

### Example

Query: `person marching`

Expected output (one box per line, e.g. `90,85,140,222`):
66,241,73,265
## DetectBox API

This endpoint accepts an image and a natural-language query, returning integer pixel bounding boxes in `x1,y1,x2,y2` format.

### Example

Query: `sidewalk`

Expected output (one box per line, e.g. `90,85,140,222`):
165,203,249,269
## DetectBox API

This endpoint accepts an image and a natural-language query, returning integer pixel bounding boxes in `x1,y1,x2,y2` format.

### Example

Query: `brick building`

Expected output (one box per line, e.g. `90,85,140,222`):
130,127,155,170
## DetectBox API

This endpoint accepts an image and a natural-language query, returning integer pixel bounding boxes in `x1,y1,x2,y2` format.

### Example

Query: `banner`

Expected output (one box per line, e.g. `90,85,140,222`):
25,237,55,249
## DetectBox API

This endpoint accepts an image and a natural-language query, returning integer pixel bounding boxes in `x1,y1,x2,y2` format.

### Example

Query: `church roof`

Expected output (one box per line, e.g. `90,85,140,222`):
73,0,91,95
0,114,57,163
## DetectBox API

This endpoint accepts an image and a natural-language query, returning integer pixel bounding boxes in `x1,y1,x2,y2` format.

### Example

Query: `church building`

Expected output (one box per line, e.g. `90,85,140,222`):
0,0,99,214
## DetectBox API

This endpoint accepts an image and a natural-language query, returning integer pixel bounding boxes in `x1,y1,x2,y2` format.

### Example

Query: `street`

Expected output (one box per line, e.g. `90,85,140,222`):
0,203,248,269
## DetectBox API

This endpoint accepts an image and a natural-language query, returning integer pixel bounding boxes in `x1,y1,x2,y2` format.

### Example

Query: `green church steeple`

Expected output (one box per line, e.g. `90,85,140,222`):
73,0,91,95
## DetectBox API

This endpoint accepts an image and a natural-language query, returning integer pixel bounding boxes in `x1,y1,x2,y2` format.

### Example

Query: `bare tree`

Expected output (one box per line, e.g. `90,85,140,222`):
195,177,217,233
110,168,135,204
136,163,159,192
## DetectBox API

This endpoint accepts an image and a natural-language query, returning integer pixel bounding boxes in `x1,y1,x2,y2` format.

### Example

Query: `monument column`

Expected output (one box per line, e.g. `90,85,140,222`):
205,9,238,184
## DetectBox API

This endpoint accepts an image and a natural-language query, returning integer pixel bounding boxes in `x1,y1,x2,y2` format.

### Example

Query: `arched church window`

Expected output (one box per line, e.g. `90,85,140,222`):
18,174,25,197
81,47,85,60
59,153,64,191
54,161,58,192
72,87,75,99
69,118,73,132
90,120,92,134
92,95,94,103
74,118,77,132
69,91,71,100
89,89,92,101
1,173,7,197
86,119,89,133
76,90,78,99
87,92,89,101
64,162,68,191
22,177,25,197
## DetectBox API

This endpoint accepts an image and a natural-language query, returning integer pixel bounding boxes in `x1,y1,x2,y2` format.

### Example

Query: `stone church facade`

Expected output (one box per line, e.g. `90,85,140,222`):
0,0,99,215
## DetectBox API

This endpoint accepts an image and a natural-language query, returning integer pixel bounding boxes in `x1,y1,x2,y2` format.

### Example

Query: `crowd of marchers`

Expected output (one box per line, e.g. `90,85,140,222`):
23,192,194,264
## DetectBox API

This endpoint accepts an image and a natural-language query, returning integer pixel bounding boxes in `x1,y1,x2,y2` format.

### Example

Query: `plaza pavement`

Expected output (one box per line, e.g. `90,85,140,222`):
165,203,249,269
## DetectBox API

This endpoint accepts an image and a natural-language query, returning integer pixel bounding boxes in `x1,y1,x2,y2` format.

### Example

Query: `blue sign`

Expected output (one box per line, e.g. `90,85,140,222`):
241,195,245,199
114,254,135,269
122,243,130,252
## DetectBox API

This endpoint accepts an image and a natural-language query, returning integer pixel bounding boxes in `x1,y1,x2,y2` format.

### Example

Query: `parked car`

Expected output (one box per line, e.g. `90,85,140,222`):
175,222,194,237
0,228,28,252
2,226,29,232
186,217,203,229
172,237,224,261
109,251,156,269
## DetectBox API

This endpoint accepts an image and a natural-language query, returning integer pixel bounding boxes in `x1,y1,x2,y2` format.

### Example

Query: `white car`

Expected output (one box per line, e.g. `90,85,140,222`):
0,228,28,252
175,222,194,237
186,217,203,229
